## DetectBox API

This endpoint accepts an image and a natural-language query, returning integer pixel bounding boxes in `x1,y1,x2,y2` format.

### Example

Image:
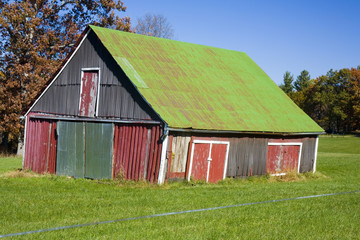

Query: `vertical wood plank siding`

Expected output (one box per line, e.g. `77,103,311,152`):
24,117,57,174
168,133,317,179
113,124,162,182
170,135,191,173
227,137,268,177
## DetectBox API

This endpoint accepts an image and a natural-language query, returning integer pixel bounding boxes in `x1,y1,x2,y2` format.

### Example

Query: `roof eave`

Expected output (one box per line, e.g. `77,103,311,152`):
168,127,324,136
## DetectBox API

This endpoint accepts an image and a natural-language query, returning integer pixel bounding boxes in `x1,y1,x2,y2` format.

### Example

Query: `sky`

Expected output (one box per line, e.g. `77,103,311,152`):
124,0,360,85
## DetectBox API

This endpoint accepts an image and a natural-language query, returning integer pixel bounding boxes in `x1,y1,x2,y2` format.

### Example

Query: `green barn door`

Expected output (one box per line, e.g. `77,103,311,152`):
56,121,85,178
56,121,113,179
85,122,113,179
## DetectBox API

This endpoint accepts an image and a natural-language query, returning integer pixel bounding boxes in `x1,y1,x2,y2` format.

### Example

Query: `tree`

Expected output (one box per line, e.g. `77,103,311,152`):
0,0,131,152
294,70,311,92
347,68,360,130
279,71,294,94
134,13,174,39
284,67,360,133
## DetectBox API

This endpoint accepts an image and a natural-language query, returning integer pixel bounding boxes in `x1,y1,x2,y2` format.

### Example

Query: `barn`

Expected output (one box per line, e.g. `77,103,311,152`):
22,25,324,184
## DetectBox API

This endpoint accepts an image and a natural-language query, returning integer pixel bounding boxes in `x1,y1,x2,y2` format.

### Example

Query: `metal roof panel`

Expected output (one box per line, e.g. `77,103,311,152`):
90,25,323,133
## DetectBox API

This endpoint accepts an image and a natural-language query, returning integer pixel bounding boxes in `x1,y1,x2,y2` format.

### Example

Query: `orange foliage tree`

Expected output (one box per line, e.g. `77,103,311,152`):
0,0,131,152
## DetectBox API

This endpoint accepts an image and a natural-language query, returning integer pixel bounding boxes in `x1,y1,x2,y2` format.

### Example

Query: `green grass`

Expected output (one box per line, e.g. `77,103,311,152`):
0,136,359,239
0,155,22,174
318,134,360,154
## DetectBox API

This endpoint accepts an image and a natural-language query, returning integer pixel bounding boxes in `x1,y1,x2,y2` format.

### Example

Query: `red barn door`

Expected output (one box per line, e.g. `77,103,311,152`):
208,144,228,183
79,70,99,117
188,140,230,183
266,143,302,175
190,143,210,181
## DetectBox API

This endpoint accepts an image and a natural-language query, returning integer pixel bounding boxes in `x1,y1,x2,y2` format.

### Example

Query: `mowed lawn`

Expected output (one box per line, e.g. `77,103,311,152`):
0,136,359,239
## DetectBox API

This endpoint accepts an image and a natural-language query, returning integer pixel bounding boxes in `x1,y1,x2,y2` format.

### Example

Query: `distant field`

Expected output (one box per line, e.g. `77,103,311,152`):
318,134,360,154
0,136,359,239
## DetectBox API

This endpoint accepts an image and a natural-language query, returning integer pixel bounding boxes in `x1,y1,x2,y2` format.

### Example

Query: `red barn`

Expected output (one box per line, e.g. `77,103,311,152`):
22,25,323,183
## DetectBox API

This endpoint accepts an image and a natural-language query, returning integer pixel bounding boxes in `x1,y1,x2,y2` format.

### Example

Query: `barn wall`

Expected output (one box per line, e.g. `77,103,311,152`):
267,136,317,173
56,121,84,178
24,112,164,181
227,137,268,177
300,137,316,172
170,134,191,173
24,116,57,174
112,124,162,182
31,31,159,121
167,132,318,180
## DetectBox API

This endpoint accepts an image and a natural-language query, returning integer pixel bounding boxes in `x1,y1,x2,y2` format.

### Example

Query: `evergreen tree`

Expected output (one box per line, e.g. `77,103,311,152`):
294,70,311,91
279,71,294,94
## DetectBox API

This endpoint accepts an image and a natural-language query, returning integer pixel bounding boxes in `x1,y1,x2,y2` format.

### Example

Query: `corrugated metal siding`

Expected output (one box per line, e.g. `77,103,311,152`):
24,117,57,174
56,121,84,178
85,122,113,179
56,121,114,179
113,124,162,182
31,31,159,121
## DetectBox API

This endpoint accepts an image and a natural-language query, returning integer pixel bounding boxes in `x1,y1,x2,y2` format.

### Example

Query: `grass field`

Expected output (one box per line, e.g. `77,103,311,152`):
0,136,359,239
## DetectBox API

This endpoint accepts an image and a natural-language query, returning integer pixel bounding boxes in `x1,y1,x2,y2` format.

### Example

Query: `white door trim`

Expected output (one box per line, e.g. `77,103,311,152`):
267,142,303,175
188,140,230,182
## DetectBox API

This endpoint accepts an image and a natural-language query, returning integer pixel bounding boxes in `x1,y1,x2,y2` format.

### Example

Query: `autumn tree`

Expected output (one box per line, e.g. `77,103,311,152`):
0,0,131,152
134,13,174,39
346,68,360,130
279,71,294,94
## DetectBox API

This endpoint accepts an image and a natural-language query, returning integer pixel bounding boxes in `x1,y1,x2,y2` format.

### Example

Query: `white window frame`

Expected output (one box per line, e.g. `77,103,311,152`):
267,142,303,176
188,140,230,182
79,68,101,117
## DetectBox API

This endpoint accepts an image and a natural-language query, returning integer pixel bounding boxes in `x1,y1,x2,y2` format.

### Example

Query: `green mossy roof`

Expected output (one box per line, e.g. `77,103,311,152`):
90,25,323,133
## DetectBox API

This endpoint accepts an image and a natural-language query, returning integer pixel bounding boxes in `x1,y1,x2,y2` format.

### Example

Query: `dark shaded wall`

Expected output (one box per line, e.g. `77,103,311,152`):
31,31,159,121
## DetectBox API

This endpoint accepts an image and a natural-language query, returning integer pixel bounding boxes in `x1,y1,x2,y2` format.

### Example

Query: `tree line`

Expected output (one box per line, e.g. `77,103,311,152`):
0,0,174,153
280,67,360,133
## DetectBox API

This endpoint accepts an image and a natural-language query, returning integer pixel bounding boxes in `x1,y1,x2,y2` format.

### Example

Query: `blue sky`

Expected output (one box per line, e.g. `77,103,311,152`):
124,0,360,84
